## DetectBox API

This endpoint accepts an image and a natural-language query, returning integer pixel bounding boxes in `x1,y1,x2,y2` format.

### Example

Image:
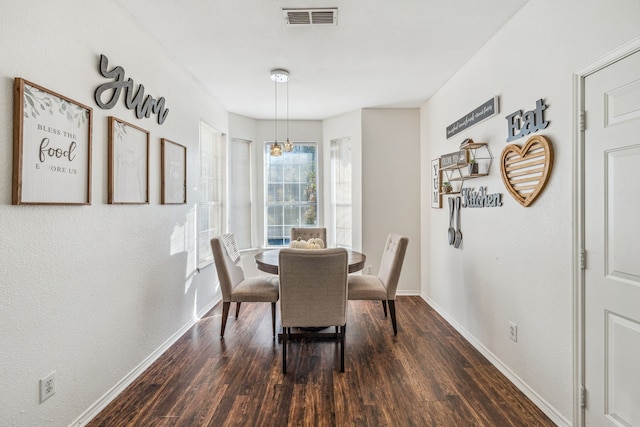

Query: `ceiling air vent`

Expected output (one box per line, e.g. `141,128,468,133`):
283,8,338,26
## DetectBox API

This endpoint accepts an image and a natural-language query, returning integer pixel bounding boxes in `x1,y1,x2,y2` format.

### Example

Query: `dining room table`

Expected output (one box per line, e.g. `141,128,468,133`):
254,248,366,275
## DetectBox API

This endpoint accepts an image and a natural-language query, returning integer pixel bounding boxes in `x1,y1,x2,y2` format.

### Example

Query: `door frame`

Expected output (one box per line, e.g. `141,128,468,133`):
572,35,640,427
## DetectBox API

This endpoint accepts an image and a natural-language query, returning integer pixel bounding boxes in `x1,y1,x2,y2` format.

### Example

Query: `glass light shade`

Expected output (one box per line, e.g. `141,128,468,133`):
283,138,293,152
270,142,282,156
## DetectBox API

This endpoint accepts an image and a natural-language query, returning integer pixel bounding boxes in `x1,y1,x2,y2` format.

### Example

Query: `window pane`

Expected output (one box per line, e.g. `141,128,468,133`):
228,139,252,249
198,122,225,267
331,138,352,249
265,142,318,247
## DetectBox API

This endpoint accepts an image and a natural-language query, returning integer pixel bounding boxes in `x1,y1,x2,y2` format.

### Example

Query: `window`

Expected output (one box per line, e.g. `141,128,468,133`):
197,121,225,268
330,138,352,248
228,138,252,250
265,142,318,246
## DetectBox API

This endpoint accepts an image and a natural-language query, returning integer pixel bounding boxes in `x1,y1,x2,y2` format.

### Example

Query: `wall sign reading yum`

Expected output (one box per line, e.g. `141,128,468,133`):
505,98,548,142
94,54,169,125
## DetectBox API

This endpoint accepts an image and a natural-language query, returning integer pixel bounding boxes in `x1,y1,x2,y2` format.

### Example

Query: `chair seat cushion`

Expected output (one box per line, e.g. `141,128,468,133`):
348,275,388,300
231,276,279,302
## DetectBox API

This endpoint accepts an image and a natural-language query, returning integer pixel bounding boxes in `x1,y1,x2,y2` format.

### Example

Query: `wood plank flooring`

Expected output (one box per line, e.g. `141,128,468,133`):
88,297,555,426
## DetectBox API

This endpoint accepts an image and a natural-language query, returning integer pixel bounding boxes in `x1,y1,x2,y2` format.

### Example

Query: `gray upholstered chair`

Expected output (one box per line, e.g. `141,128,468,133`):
278,248,348,373
348,233,408,335
211,235,279,338
290,227,327,246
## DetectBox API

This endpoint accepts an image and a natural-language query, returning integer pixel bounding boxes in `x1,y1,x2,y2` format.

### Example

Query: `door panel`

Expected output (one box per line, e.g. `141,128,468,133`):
606,146,640,283
605,311,640,425
584,50,640,426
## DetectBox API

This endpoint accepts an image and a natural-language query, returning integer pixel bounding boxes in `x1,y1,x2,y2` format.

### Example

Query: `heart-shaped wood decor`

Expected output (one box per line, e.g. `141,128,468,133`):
500,135,554,207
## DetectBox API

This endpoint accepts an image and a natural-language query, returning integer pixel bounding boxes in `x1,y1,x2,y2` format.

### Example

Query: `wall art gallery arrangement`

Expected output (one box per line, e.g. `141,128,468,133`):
433,96,555,248
11,55,185,206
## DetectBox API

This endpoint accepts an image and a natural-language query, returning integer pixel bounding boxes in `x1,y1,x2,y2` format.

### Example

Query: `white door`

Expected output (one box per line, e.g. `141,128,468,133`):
584,50,640,426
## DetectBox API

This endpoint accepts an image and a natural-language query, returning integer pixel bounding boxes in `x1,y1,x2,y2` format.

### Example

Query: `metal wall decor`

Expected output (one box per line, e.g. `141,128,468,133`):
95,54,169,125
500,134,554,207
446,96,499,139
461,187,502,208
505,98,549,142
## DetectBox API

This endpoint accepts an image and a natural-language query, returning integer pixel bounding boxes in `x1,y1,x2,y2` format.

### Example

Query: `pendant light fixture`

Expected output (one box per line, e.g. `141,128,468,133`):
270,68,289,156
283,75,294,152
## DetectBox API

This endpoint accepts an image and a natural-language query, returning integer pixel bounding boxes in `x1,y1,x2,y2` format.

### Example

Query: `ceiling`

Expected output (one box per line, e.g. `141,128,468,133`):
113,0,528,121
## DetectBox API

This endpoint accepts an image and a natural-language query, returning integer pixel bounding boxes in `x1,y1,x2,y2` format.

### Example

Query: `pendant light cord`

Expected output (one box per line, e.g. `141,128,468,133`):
275,74,278,145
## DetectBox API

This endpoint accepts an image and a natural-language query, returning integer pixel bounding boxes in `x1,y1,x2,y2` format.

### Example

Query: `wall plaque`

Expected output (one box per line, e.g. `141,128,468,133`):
446,96,499,139
95,54,169,125
500,135,554,207
505,98,549,142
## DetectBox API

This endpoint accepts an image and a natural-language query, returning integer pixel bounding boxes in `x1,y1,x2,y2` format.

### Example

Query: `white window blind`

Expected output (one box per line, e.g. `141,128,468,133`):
197,121,225,268
228,138,252,250
331,137,352,249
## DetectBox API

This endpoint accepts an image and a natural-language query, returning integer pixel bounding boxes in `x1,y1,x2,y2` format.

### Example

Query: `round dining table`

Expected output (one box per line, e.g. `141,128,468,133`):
255,248,366,275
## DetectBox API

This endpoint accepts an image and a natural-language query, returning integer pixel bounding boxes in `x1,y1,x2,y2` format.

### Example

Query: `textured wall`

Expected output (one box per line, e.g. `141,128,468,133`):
0,2,227,425
420,0,640,424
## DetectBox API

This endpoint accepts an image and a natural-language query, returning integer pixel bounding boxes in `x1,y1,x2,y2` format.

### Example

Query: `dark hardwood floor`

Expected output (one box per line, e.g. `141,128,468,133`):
88,296,555,426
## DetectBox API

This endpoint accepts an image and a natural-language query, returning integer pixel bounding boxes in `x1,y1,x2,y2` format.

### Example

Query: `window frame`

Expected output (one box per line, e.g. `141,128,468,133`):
263,141,319,247
197,121,225,269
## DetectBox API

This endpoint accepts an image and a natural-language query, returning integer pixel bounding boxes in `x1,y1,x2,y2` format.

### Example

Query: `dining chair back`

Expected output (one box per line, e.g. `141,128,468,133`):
278,247,348,373
211,235,279,338
348,233,408,334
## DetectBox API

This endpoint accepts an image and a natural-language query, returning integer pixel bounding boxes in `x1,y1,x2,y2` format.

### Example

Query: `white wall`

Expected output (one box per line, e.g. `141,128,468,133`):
420,0,640,424
0,2,229,425
362,109,421,293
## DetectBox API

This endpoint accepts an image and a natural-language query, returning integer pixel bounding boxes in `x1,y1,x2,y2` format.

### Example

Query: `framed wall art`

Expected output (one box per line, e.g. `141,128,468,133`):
431,158,442,208
108,117,149,204
161,138,187,204
12,78,92,205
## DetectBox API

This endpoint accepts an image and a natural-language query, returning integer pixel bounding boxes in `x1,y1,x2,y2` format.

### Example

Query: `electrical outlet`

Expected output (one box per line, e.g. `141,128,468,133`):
40,371,56,403
509,321,518,342
366,265,372,274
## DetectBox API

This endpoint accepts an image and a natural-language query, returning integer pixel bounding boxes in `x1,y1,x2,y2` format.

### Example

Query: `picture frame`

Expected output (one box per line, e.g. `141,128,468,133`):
161,138,187,204
431,158,442,208
12,78,92,205
457,149,469,165
440,151,460,169
108,117,149,204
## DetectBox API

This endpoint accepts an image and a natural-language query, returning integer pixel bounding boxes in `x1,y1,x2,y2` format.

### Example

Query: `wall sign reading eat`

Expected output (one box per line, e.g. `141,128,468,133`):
505,98,549,142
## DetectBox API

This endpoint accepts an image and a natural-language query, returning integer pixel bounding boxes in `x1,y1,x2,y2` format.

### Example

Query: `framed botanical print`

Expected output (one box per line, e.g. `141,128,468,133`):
161,138,186,204
108,117,149,204
12,78,92,205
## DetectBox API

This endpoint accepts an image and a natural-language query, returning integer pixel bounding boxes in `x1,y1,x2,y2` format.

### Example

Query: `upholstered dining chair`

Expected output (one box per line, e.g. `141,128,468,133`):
290,227,327,246
211,235,279,338
278,248,348,373
348,233,408,335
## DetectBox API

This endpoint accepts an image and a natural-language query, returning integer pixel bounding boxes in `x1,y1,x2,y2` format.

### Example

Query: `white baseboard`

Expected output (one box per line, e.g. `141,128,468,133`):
396,289,421,296
420,292,571,427
69,297,220,427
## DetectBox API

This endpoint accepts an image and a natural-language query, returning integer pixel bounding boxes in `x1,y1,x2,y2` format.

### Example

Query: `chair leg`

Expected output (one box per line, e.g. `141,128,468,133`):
382,300,388,317
388,300,398,335
221,302,231,338
339,325,345,372
235,302,241,318
271,302,276,337
282,327,288,374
